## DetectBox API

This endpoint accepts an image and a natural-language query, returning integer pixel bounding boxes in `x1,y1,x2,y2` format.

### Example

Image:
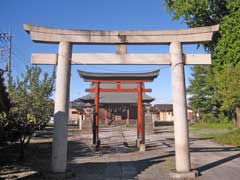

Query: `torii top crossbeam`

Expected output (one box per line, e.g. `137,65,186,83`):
24,24,218,44
24,24,219,66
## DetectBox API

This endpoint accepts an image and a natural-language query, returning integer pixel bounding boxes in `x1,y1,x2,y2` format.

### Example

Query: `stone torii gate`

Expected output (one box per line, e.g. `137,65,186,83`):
24,24,219,178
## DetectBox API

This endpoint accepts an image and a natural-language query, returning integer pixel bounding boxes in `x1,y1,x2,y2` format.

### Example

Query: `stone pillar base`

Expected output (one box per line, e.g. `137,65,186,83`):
169,169,198,179
82,116,92,133
136,139,146,151
139,143,146,152
136,139,141,148
145,114,154,134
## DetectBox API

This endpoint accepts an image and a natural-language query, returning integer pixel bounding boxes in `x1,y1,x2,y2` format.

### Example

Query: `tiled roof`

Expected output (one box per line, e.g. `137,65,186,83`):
78,69,159,81
69,100,85,110
151,104,173,112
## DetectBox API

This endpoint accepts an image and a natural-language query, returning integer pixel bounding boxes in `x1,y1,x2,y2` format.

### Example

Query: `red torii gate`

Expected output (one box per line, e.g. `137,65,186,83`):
78,70,159,150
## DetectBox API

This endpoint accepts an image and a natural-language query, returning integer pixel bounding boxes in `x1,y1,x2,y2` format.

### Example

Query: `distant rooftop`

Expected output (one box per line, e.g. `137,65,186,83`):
152,104,173,112
151,104,192,112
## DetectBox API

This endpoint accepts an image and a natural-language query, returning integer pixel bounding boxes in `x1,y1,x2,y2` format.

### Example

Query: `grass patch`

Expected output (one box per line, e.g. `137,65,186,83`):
190,122,240,147
196,129,240,147
190,122,235,130
164,158,175,169
123,124,136,128
214,129,240,146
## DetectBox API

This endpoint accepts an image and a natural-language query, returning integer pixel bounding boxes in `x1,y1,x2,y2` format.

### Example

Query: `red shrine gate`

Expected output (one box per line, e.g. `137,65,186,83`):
78,70,159,150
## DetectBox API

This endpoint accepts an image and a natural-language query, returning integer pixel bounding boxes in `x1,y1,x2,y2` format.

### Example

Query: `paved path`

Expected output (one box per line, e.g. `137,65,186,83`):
67,125,240,180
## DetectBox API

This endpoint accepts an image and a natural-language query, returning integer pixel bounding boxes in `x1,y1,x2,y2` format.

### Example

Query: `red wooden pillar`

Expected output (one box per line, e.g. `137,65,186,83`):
95,82,100,139
137,82,146,151
137,83,143,140
116,82,121,90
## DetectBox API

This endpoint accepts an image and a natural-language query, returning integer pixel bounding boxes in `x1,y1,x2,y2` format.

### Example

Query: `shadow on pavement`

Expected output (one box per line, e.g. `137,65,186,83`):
67,153,173,180
154,121,174,126
190,146,240,153
196,153,240,175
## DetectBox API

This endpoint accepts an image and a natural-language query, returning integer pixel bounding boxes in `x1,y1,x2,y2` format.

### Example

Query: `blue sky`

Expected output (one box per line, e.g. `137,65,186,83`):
0,0,206,104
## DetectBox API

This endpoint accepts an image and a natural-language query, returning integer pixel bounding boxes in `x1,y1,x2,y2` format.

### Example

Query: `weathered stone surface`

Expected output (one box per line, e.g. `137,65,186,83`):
52,41,72,172
169,169,198,179
145,112,154,134
24,24,219,44
82,116,92,133
116,44,127,54
31,53,212,65
170,42,191,172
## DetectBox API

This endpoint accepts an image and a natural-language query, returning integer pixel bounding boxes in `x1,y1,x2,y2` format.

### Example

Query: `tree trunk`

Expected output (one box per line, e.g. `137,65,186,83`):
19,138,25,161
236,107,240,128
26,136,32,144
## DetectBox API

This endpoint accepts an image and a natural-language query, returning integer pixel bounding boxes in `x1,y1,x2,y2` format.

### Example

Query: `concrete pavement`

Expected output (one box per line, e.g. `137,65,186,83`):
67,125,240,180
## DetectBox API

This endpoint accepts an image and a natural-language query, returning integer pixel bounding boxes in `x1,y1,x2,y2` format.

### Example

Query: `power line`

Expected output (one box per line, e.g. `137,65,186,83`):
11,50,28,66
12,42,27,59
11,63,22,75
1,38,28,66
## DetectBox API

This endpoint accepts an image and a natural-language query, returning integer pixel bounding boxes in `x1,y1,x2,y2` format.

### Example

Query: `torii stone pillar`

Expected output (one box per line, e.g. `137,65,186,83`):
52,42,72,172
170,42,191,172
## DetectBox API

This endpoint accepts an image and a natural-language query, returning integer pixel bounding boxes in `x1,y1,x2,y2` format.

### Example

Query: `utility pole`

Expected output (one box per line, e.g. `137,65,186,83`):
0,32,12,88
7,32,12,88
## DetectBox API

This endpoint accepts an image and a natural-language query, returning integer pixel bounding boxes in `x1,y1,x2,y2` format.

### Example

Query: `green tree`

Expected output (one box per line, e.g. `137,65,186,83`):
9,66,55,159
187,66,213,119
0,72,10,113
213,1,240,66
213,2,240,125
166,0,228,50
166,0,240,123
215,64,240,126
0,71,11,144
